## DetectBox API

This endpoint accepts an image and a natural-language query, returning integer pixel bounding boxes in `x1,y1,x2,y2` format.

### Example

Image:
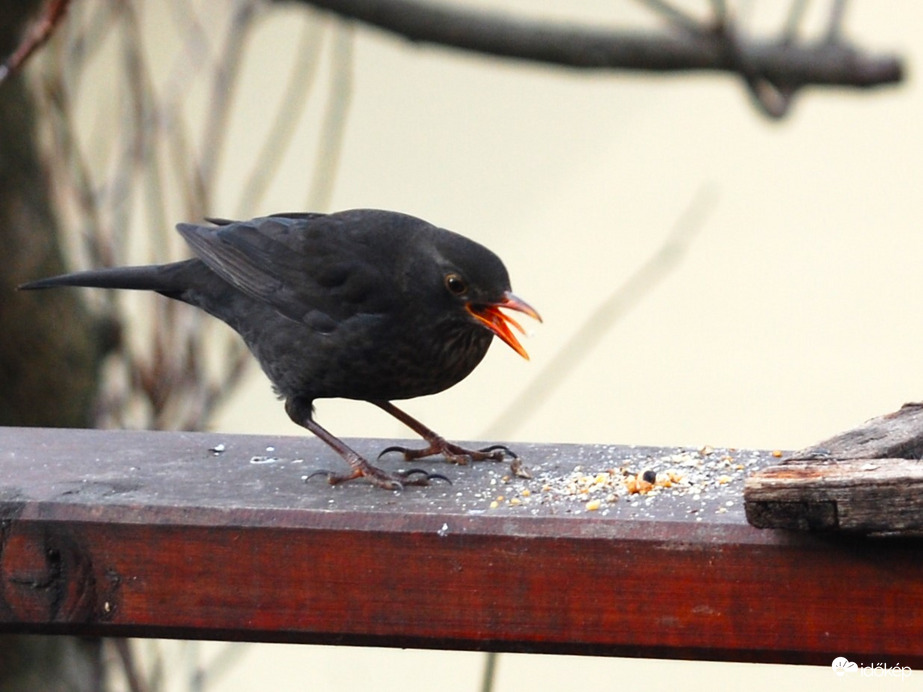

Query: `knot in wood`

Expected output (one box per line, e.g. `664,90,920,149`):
0,523,104,623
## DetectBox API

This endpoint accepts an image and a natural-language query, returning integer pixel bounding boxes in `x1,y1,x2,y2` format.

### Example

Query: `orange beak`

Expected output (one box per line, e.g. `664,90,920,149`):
466,291,542,360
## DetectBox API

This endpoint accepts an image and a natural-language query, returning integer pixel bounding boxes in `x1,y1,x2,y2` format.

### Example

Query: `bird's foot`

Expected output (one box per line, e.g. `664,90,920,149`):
379,438,531,479
306,464,450,490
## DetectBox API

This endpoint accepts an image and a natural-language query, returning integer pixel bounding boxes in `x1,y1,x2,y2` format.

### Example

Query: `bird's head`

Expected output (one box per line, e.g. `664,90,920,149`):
428,229,542,360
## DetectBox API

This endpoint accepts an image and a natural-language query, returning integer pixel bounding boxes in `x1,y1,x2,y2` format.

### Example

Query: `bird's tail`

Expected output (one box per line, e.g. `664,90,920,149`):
18,260,196,295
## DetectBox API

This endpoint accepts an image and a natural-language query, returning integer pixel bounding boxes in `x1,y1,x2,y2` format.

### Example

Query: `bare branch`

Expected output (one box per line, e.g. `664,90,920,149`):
282,0,902,117
6,0,906,121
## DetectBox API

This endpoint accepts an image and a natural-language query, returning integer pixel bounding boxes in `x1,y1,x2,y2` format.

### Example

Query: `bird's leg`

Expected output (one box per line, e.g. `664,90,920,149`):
373,401,531,478
285,397,448,489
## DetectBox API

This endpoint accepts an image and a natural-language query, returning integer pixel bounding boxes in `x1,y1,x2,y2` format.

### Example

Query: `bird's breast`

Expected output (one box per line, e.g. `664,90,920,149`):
244,307,493,402
338,318,493,401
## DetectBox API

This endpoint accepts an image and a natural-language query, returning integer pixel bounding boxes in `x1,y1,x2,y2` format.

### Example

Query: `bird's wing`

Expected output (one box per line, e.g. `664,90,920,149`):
177,214,394,325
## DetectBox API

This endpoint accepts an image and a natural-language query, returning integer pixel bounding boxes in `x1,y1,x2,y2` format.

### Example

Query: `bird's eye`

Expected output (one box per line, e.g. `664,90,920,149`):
444,273,468,296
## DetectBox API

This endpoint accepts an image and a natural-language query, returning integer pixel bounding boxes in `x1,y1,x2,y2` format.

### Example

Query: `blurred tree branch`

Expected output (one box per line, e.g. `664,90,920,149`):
3,1,905,119
3,1,349,683
0,1,105,431
280,0,903,117
0,0,69,82
0,5,106,690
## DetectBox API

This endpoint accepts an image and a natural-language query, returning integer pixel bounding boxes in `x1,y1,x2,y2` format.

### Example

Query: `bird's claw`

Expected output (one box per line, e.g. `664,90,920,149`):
305,465,450,490
478,444,518,460
378,444,416,460
401,468,452,484
378,439,530,478
378,442,495,464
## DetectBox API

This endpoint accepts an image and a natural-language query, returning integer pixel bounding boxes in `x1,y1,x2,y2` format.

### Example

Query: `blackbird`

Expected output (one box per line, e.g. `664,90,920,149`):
20,209,541,489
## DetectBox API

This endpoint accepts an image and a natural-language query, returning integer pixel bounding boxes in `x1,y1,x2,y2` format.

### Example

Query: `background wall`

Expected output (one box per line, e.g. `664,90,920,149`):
218,2,923,456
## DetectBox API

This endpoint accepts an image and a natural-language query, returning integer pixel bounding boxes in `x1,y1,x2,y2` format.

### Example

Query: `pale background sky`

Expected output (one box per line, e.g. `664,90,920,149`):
50,0,922,689
218,1,923,456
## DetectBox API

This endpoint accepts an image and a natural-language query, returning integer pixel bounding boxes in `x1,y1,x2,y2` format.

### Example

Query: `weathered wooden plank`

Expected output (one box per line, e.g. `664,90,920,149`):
791,402,923,460
745,403,923,534
2,426,923,666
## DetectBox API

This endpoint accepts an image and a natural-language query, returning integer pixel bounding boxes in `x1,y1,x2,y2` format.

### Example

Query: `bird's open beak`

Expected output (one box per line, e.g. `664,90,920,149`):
467,291,542,360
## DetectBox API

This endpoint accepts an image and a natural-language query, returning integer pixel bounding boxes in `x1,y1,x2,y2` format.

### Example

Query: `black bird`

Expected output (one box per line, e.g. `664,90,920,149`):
19,209,541,489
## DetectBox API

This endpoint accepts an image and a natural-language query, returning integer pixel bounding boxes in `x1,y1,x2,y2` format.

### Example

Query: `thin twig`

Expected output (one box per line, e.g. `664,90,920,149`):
480,650,499,692
236,16,326,216
0,0,72,84
198,0,260,196
41,60,113,269
482,185,719,440
634,0,703,37
718,19,796,119
121,0,170,258
111,639,150,692
307,21,354,210
161,2,214,221
826,0,849,44
782,0,809,44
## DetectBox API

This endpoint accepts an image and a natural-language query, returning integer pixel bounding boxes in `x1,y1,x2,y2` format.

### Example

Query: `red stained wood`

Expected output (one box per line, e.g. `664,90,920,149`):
1,426,922,666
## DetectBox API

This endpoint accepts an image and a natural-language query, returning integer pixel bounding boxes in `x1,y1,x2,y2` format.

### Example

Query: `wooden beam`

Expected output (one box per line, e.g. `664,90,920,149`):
2,426,922,666
745,403,923,534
